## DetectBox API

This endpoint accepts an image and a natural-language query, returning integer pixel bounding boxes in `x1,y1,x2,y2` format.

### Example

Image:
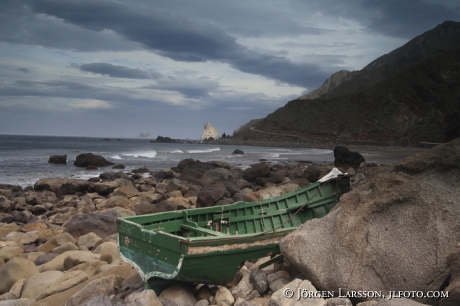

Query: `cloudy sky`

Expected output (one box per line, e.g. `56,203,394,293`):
1,0,459,139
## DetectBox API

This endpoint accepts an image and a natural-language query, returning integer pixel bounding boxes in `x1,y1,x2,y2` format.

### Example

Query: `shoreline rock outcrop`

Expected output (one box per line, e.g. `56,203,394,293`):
280,138,460,305
201,122,219,140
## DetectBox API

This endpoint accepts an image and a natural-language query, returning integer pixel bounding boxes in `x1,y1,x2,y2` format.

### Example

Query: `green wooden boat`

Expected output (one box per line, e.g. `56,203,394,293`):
117,168,348,291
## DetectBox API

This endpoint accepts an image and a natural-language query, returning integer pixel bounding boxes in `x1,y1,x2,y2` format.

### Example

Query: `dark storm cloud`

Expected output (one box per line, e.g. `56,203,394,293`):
0,0,136,52
27,0,327,88
16,68,30,74
74,63,162,79
363,0,460,38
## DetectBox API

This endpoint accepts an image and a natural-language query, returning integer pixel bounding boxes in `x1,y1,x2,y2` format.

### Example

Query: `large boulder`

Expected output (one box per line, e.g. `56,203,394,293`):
196,184,226,207
34,178,88,196
243,163,271,182
0,257,39,294
64,210,121,239
280,139,460,305
74,153,115,168
202,168,239,184
333,146,365,169
48,155,67,164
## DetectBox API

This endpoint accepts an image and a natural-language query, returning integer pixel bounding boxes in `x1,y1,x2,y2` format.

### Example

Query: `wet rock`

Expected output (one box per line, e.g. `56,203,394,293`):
333,146,365,169
112,164,125,169
74,153,115,168
159,284,197,306
243,163,271,182
196,184,226,207
48,155,67,164
64,275,123,306
303,165,321,182
0,257,39,294
232,149,244,155
34,178,88,196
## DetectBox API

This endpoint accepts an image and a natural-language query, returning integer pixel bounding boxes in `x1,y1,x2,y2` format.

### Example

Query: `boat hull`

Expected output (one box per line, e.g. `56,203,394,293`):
117,176,347,289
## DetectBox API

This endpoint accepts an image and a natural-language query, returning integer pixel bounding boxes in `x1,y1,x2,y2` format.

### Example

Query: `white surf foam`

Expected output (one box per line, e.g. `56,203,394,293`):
110,155,122,160
186,147,221,154
122,150,157,158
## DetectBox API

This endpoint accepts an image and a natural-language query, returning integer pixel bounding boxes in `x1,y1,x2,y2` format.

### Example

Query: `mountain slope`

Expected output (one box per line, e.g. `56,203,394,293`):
233,21,460,145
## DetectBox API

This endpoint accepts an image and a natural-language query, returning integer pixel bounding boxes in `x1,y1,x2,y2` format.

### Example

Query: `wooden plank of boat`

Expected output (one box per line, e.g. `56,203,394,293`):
117,168,349,292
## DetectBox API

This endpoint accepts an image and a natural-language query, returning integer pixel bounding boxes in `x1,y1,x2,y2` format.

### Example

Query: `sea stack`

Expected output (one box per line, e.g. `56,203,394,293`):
200,122,219,140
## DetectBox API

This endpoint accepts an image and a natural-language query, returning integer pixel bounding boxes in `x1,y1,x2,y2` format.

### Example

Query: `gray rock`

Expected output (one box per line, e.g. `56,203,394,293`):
202,169,237,184
0,298,36,306
269,278,290,293
114,185,139,198
196,184,226,207
250,270,268,295
333,146,365,169
77,232,102,250
215,286,234,306
0,196,11,212
124,289,162,306
374,298,430,306
280,139,460,305
74,153,115,168
326,297,352,306
64,275,123,306
196,300,210,306
80,295,113,306
159,284,197,306
243,163,271,182
34,178,88,196
48,154,67,164
166,179,189,193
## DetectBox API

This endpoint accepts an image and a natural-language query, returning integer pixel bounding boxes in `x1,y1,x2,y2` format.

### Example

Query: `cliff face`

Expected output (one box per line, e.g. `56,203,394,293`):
299,70,359,100
201,122,219,140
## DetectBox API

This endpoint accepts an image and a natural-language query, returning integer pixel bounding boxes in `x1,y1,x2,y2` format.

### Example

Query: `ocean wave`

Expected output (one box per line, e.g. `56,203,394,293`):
110,155,122,160
122,150,157,158
167,149,184,153
186,147,221,154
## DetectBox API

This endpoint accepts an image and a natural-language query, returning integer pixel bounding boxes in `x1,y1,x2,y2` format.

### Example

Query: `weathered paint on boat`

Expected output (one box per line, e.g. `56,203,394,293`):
117,170,348,291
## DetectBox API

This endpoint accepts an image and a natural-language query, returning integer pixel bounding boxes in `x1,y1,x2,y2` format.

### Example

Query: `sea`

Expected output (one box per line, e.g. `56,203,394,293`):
0,135,338,188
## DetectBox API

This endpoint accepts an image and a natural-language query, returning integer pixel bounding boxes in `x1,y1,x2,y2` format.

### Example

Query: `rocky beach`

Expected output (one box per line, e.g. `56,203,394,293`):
0,141,459,306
